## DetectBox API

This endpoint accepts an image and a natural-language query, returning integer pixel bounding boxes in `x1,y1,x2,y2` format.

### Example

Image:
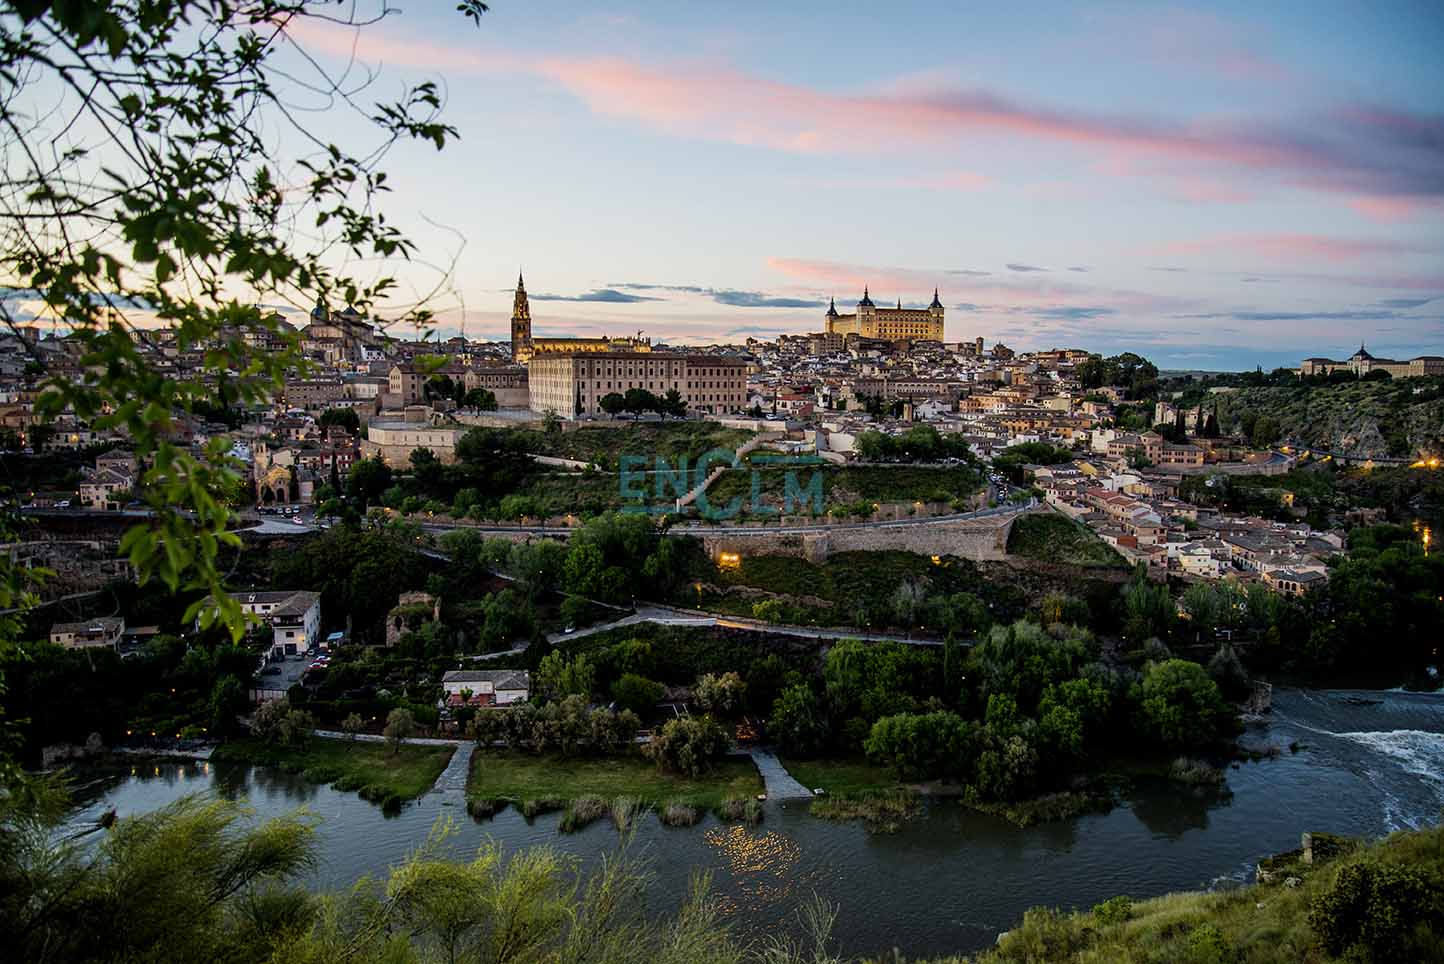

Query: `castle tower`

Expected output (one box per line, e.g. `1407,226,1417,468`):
824,296,839,334
510,272,532,363
857,286,875,337
929,288,945,340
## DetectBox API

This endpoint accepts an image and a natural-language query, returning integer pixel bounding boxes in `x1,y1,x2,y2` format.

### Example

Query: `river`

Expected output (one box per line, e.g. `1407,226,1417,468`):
60,688,1444,958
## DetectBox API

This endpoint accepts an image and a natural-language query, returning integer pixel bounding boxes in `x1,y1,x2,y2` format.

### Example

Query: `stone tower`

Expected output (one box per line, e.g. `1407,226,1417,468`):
929,288,945,337
510,272,532,363
856,286,875,336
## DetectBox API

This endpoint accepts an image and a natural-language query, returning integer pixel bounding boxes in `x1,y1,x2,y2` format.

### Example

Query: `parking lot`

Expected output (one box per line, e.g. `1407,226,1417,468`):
257,652,313,691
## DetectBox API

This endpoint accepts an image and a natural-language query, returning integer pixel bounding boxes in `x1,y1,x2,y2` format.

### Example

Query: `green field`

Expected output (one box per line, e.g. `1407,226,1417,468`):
213,736,454,805
780,756,901,796
467,749,763,811
1005,513,1127,568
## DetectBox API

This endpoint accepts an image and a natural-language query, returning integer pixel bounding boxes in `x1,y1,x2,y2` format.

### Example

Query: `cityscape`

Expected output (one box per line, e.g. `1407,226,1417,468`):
1,3,1442,964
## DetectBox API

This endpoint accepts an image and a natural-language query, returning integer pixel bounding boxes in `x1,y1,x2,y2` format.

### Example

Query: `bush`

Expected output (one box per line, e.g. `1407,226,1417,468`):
520,798,565,820
1169,757,1225,786
560,795,609,833
1136,659,1233,749
1092,894,1133,926
610,673,664,718
659,802,700,827
1309,861,1442,964
642,716,729,777
716,797,763,825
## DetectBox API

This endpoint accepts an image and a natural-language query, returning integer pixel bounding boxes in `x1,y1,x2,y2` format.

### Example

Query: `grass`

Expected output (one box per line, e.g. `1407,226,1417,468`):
715,797,763,824
1006,513,1128,568
966,823,1444,964
516,423,754,468
466,749,763,813
809,789,921,834
964,790,1113,828
780,756,901,797
213,736,454,808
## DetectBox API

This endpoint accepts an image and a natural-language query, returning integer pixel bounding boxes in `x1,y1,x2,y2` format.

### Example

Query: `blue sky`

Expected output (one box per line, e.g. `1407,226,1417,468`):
273,1,1444,369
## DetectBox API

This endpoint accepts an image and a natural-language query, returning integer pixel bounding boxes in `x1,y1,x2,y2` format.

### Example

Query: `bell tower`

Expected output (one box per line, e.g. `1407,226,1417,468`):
510,272,532,363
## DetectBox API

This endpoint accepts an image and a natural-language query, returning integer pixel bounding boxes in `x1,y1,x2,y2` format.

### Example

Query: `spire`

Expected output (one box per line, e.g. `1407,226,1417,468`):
897,298,902,310
517,270,525,290
930,287,943,309
826,296,838,317
859,286,874,308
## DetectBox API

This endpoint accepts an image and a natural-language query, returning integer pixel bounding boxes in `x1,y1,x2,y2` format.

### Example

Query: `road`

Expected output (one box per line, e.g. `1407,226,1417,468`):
547,603,956,648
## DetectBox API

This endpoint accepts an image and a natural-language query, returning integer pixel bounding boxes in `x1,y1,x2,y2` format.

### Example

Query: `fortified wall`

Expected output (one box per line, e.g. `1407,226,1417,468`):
688,509,1028,564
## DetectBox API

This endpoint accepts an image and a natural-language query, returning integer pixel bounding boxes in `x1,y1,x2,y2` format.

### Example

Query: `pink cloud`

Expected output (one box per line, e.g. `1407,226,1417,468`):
1155,234,1433,263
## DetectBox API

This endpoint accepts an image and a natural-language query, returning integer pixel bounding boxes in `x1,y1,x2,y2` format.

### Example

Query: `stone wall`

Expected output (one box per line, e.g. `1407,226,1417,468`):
690,510,1022,563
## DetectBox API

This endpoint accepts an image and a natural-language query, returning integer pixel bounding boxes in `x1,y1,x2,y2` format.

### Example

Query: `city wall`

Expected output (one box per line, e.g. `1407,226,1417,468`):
690,512,1022,564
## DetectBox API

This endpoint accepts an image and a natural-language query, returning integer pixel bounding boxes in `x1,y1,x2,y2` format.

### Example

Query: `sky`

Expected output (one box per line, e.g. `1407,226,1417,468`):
16,1,1444,370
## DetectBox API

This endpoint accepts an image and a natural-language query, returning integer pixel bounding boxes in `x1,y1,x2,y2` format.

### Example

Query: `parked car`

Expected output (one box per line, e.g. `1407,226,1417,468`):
55,500,71,508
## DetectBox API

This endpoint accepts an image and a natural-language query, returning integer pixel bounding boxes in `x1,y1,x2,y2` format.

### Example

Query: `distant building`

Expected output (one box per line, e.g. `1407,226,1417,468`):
362,420,465,466
230,590,321,657
1299,344,1444,379
50,616,125,650
440,669,530,705
509,274,651,364
528,351,747,416
826,288,945,342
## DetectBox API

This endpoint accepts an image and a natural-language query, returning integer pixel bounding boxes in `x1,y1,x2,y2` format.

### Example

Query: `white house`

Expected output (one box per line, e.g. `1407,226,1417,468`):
440,669,530,706
228,590,322,657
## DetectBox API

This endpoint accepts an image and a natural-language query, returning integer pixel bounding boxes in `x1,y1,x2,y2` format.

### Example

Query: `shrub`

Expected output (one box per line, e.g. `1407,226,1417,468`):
610,796,641,831
560,795,608,833
1186,922,1236,964
1092,895,1132,926
659,802,700,827
521,798,565,820
1170,757,1226,786
610,673,664,718
642,716,729,777
717,797,763,825
1309,861,1441,964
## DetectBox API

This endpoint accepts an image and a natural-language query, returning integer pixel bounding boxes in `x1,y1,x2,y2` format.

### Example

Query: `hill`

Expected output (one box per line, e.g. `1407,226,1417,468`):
959,824,1444,964
1198,377,1444,459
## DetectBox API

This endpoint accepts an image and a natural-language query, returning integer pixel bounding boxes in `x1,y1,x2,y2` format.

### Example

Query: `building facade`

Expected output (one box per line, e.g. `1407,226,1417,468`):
825,288,945,341
528,351,747,416
509,273,650,364
1299,345,1444,379
362,421,465,465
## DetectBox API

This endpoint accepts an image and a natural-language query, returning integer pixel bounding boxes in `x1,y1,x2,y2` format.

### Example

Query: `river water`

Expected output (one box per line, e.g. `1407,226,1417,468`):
61,688,1444,958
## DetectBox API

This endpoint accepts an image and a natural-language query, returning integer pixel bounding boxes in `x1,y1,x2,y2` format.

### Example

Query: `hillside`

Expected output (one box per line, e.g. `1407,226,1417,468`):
1204,378,1444,459
956,824,1444,964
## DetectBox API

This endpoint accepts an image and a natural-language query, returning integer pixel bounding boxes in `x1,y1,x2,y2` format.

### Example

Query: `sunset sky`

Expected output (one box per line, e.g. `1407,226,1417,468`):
90,2,1444,369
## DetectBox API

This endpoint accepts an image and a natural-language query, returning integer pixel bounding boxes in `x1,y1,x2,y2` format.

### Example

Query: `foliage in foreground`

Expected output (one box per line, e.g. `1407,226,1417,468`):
966,822,1444,964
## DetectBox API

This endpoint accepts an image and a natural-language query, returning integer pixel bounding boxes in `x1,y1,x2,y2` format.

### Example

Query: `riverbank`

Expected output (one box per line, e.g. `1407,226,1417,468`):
212,736,454,808
465,748,763,820
784,752,1228,829
967,823,1444,964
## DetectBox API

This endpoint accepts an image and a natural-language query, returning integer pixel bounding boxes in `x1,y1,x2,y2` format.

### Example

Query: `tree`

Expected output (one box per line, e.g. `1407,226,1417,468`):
461,387,497,410
694,671,746,718
535,651,595,703
865,711,976,780
349,457,394,511
661,387,687,418
342,712,365,741
384,707,417,754
622,387,659,416
1135,659,1233,749
0,3,488,639
610,673,664,717
599,393,626,417
318,408,361,435
206,675,246,737
770,684,829,757
643,716,729,776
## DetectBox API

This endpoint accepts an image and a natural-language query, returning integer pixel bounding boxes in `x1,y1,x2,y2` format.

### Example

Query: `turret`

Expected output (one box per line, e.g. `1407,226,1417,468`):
930,288,943,310
826,296,838,319
858,286,874,309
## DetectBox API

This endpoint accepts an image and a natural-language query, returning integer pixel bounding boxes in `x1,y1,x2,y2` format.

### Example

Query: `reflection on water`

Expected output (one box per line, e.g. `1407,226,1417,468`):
705,825,806,918
59,688,1444,959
